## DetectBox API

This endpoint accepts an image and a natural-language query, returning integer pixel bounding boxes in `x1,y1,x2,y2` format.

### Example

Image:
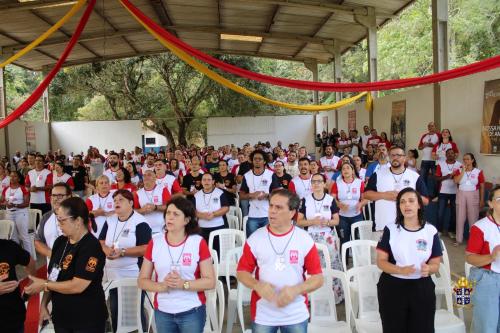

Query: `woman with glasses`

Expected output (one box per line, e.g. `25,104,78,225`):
466,185,500,333
297,172,344,302
138,196,216,333
26,197,108,333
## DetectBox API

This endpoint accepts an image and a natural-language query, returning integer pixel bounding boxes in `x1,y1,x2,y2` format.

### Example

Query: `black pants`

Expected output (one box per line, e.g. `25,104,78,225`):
54,322,106,333
200,225,226,260
377,273,436,333
30,203,52,216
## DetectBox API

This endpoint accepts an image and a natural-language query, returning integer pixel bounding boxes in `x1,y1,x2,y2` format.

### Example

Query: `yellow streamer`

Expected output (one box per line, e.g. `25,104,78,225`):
0,0,86,69
121,0,370,112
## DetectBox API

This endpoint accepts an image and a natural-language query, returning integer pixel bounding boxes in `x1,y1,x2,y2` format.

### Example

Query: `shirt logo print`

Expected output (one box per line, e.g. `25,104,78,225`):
289,250,299,264
182,253,192,266
416,239,427,251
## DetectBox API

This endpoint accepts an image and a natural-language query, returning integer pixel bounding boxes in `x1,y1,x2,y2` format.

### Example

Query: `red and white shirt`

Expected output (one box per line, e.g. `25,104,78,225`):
419,132,441,161
145,234,211,314
466,216,500,272
2,186,28,211
432,142,459,163
86,192,115,237
436,161,461,194
25,169,53,204
367,135,382,147
336,138,351,149
156,174,183,195
110,183,137,192
331,178,365,217
133,185,171,233
237,225,322,326
141,164,155,175
52,172,75,188
454,167,485,192
103,168,119,184
319,156,340,180
288,175,312,200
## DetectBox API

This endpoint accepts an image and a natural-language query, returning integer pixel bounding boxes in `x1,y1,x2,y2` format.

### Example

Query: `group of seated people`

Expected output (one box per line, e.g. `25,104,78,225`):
0,122,497,333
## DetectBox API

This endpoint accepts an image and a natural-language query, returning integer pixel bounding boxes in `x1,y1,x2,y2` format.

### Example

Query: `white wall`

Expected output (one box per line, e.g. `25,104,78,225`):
3,120,50,155
51,120,143,155
207,115,316,151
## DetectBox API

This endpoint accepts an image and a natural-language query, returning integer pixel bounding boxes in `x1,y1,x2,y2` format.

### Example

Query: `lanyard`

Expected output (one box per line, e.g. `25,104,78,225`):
166,234,188,265
111,212,133,245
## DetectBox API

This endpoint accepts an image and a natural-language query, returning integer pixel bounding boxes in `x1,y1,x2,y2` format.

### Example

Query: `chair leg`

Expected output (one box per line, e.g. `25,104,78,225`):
226,297,237,333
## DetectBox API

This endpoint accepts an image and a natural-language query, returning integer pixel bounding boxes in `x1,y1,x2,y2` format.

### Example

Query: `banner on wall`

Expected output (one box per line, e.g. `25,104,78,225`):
481,79,500,155
348,110,356,131
25,124,36,152
391,100,406,149
322,116,328,133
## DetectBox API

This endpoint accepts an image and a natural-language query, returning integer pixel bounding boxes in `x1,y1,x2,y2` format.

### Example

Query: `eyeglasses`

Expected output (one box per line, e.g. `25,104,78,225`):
51,194,68,199
56,215,73,223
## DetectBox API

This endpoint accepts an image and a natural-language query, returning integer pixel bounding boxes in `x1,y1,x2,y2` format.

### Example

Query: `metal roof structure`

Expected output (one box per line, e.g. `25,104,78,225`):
0,0,415,71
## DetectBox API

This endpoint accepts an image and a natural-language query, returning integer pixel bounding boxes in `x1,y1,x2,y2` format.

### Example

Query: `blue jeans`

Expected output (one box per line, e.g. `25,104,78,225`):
155,305,206,333
252,319,308,333
339,214,364,245
469,268,500,333
420,160,436,192
240,199,249,217
246,217,268,237
436,193,456,232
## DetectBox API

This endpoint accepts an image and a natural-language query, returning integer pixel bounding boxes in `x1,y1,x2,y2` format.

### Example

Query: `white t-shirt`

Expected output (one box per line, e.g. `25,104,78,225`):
227,158,239,171
331,178,365,217
436,161,461,194
319,156,340,180
156,174,181,194
240,170,280,218
299,193,339,234
351,136,361,156
134,185,171,234
289,175,312,200
284,162,299,178
361,134,372,152
194,188,229,228
377,223,442,279
418,132,440,161
145,234,211,313
2,186,28,211
366,168,427,231
103,168,118,184
466,216,500,273
141,164,155,175
42,213,61,250
237,225,322,326
26,169,52,204
86,192,116,238
432,142,459,163
456,168,485,192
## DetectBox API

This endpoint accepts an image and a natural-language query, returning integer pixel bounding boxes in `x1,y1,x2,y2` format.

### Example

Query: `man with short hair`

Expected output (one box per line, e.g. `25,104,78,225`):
319,145,340,180
418,121,441,188
205,150,220,174
25,155,53,214
27,153,36,170
284,151,299,178
361,125,372,156
103,152,120,184
227,148,239,171
68,154,88,199
240,150,280,236
367,128,382,147
288,158,313,200
154,159,182,195
237,189,324,333
350,129,362,157
435,149,461,235
364,146,429,233
181,155,204,198
365,144,391,181
141,153,156,174
34,183,72,259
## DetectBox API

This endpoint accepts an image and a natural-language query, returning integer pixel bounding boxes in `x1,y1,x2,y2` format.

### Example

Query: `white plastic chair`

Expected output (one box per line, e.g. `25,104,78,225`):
27,209,42,260
0,219,14,240
434,264,467,333
204,280,225,333
242,216,248,234
226,214,240,230
224,247,246,333
208,229,245,280
341,240,378,272
315,242,332,270
345,265,382,333
236,283,252,333
350,220,374,241
363,202,373,222
309,269,352,333
435,239,451,309
104,278,143,333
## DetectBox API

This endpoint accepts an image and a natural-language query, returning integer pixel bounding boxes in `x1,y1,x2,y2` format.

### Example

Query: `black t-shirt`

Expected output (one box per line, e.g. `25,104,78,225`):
49,233,107,329
0,240,30,331
237,161,252,176
182,172,204,199
276,173,293,189
204,162,219,174
214,172,237,206
69,165,88,191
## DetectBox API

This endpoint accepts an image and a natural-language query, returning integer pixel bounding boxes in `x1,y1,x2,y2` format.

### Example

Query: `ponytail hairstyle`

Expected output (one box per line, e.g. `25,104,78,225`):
59,197,97,233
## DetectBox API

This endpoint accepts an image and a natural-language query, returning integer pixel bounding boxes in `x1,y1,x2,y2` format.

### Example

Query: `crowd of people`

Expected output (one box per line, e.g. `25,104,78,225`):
0,122,497,333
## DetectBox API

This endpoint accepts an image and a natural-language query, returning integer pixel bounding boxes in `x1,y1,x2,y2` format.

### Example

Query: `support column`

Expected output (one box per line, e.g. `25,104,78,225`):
355,7,377,128
304,59,319,105
432,0,448,129
0,61,11,159
41,66,53,151
333,42,342,129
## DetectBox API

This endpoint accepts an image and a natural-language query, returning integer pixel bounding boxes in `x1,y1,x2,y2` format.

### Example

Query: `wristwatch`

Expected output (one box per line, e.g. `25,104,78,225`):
120,248,126,257
183,280,190,290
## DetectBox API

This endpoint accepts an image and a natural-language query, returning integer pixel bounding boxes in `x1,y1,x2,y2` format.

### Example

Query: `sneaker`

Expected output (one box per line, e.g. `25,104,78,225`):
448,232,456,239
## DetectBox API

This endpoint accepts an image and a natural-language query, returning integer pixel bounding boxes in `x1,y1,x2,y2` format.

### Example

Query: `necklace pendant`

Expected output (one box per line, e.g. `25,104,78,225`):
274,256,286,271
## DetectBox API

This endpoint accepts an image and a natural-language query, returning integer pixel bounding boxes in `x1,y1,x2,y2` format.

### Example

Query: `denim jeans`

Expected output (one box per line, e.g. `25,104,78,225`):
420,160,436,193
109,288,147,333
339,214,364,246
469,268,500,333
252,319,308,333
436,193,456,232
155,305,206,333
240,199,249,217
246,217,269,237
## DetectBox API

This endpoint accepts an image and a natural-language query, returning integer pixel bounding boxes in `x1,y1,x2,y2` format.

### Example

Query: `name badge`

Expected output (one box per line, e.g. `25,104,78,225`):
37,174,43,181
107,202,113,209
48,266,60,282
347,191,353,200
153,196,159,204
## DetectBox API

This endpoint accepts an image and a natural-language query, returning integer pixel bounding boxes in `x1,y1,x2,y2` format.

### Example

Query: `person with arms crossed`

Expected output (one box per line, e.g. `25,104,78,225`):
86,175,115,238
237,189,324,333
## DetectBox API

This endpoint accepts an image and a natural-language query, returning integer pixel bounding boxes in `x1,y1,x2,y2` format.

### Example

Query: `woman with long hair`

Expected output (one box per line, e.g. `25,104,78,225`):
125,161,141,187
376,188,442,333
110,167,137,192
432,128,459,163
52,161,75,190
138,196,216,333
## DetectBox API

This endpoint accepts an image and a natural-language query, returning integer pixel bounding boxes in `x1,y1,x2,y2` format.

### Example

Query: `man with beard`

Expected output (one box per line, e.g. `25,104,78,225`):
284,151,299,178
365,144,391,181
181,155,205,198
319,145,340,181
154,159,182,195
364,146,429,234
103,152,120,184
205,150,220,174
288,158,312,200
141,153,156,175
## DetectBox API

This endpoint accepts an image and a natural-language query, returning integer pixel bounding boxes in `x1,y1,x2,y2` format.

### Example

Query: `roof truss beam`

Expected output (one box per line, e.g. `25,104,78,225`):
0,0,77,12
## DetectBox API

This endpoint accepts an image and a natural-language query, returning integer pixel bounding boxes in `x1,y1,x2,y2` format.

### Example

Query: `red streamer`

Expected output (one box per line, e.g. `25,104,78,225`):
122,0,500,92
0,0,96,129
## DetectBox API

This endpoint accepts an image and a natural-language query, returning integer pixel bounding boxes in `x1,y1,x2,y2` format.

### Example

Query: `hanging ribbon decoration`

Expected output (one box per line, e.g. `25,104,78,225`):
0,0,87,69
120,0,500,92
121,0,371,112
0,0,96,129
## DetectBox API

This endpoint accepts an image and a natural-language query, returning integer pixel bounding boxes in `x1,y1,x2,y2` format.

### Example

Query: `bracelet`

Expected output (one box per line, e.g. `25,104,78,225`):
44,280,49,292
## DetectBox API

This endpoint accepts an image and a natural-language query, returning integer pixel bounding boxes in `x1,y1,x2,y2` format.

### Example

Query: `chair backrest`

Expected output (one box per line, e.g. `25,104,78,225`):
350,220,374,241
104,278,142,333
346,265,381,321
363,201,373,222
315,242,332,270
243,216,248,234
0,219,14,240
210,248,219,278
28,209,42,233
205,280,224,333
435,263,454,313
226,215,240,230
440,239,451,277
208,229,245,271
237,283,252,332
341,240,378,271
224,246,243,292
310,269,352,328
